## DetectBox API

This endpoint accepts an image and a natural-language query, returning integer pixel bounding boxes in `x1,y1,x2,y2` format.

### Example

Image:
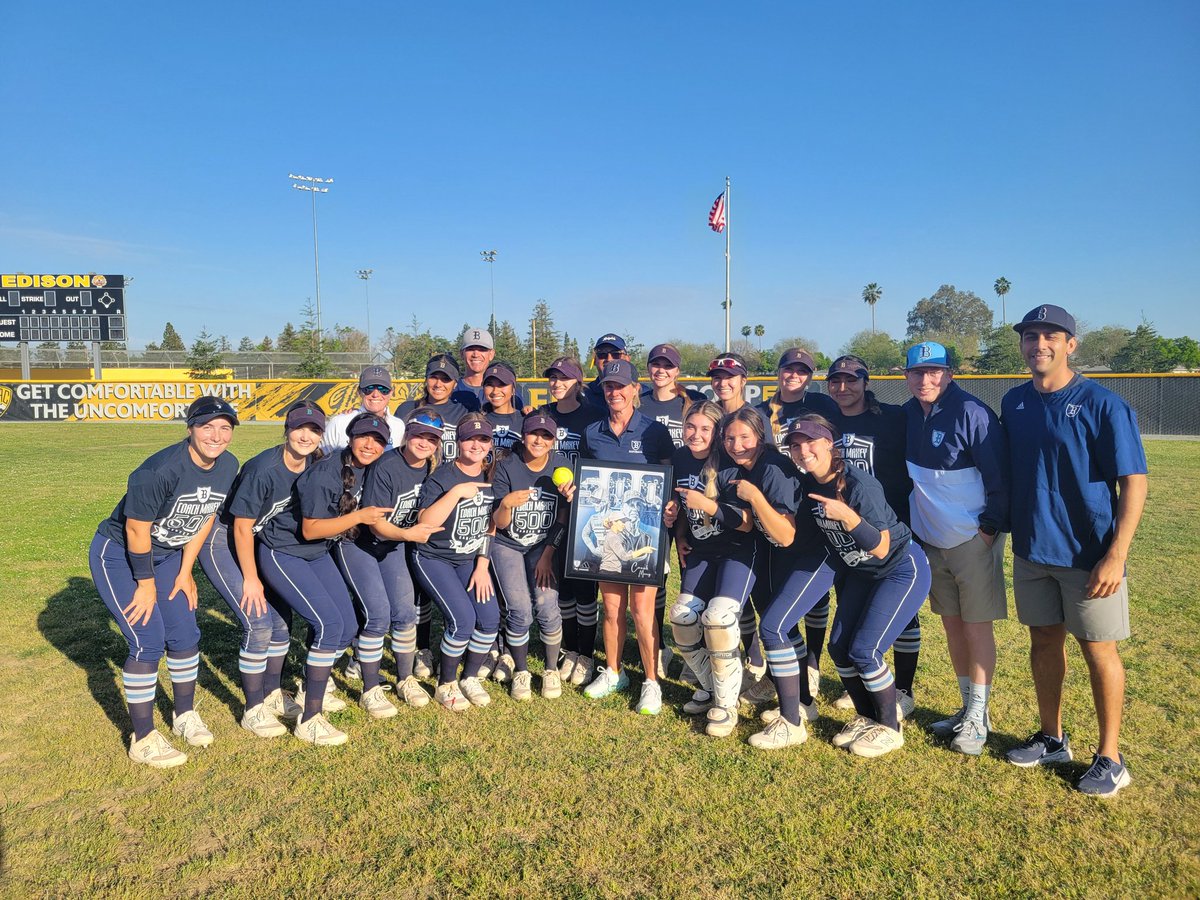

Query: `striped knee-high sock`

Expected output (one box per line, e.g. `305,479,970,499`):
739,604,763,668
391,626,417,681
861,662,899,730
764,646,803,725
505,627,531,672
416,595,433,651
123,659,158,741
239,648,269,709
265,640,290,694
576,600,599,659
804,596,830,674
540,628,562,670
559,597,578,656
892,618,921,696
302,648,338,722
357,633,386,690
438,633,469,684
463,629,499,678
166,649,200,715
836,663,874,721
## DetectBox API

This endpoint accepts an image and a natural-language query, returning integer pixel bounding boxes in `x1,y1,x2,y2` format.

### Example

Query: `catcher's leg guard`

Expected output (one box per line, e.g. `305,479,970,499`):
702,596,744,711
669,594,713,693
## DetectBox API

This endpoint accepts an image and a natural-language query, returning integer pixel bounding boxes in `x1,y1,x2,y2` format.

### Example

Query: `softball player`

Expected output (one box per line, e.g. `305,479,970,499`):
540,356,604,687
198,400,325,739
489,414,571,701
792,414,931,758
482,362,525,456
410,413,499,711
89,395,240,767
256,413,391,745
756,348,839,447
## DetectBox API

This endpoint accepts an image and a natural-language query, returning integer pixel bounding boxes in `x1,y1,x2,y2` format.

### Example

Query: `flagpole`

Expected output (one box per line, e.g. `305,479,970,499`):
724,176,731,352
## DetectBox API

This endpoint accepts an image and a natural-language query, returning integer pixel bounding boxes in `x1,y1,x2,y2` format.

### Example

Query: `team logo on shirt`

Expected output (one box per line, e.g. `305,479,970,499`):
676,474,722,541
509,487,559,547
449,490,492,553
388,487,422,528
1066,404,1081,418
810,507,872,567
254,496,293,533
931,429,945,448
153,487,227,547
630,440,642,453
837,433,875,474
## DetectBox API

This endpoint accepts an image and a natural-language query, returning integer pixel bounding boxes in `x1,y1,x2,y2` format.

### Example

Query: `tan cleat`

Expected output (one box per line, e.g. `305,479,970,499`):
128,730,188,768
849,723,905,758
241,702,288,738
171,710,214,747
294,713,348,746
749,714,808,750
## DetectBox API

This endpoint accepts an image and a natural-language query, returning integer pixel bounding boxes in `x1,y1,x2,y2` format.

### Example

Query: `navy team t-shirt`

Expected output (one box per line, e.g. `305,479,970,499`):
544,400,604,463
491,450,569,552
485,408,526,457
416,463,496,563
359,449,433,553
639,387,707,448
257,451,364,561
98,440,239,551
830,403,912,525
803,465,911,577
670,446,752,554
757,391,840,447
396,398,469,462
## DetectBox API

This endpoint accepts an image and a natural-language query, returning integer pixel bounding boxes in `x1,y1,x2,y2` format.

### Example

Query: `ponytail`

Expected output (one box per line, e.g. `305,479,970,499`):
337,447,361,541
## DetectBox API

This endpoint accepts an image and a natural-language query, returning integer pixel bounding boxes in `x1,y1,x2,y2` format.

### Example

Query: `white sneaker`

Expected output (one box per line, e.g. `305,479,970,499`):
657,646,674,680
541,670,562,699
510,670,533,702
434,681,470,712
638,680,663,715
477,650,498,681
683,689,712,715
128,730,187,768
833,690,855,710
761,698,818,725
460,676,492,707
680,661,700,686
413,649,434,679
295,713,348,746
344,657,362,682
850,723,905,758
832,715,877,749
570,655,594,687
558,651,578,681
897,689,915,721
171,710,214,747
808,666,821,699
241,702,287,738
263,687,302,720
494,653,515,684
295,678,347,714
744,659,767,681
749,714,808,750
398,675,430,708
706,706,738,737
741,675,776,704
359,684,398,719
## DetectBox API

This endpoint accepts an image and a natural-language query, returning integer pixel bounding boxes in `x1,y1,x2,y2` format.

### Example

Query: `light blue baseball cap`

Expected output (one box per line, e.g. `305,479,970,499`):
905,341,951,370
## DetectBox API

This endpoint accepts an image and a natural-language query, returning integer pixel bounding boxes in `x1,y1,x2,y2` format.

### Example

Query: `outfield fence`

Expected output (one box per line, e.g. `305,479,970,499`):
1,374,1197,437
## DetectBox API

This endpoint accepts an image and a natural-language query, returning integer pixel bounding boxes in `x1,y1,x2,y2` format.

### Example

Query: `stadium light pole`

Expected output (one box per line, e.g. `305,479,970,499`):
289,173,333,344
480,249,497,330
356,268,373,362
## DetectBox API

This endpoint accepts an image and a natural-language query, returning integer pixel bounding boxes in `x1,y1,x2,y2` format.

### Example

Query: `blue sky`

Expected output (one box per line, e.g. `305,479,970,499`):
3,2,1197,355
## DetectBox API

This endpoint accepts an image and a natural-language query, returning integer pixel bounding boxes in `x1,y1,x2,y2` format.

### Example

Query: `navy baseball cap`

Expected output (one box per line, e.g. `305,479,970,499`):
460,327,494,351
483,363,516,386
648,343,682,369
708,355,748,377
187,395,240,427
785,418,835,445
404,409,445,441
425,354,460,380
456,418,494,442
544,356,584,382
1013,304,1077,337
828,355,869,380
905,341,952,370
594,333,627,353
285,401,326,431
347,413,390,443
358,365,393,391
599,359,638,386
778,348,816,373
522,413,557,437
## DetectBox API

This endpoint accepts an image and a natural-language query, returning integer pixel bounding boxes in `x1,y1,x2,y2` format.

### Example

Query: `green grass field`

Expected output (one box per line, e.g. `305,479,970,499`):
2,424,1198,898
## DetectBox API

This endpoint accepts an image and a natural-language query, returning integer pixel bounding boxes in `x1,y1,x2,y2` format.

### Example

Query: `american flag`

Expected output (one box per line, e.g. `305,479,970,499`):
708,192,727,233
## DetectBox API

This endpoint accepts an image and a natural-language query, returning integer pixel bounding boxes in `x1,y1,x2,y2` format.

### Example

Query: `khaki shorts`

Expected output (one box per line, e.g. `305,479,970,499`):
1013,555,1131,642
923,532,1008,623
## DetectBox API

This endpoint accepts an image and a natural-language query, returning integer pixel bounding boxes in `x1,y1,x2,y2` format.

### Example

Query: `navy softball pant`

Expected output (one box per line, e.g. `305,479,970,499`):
759,549,837,654
679,540,758,610
256,544,357,653
490,541,562,642
411,551,500,679
89,532,195,663
199,523,292,654
333,540,399,638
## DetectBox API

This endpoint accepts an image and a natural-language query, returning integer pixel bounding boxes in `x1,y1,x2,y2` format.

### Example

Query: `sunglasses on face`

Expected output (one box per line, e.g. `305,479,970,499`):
361,385,392,396
595,351,620,361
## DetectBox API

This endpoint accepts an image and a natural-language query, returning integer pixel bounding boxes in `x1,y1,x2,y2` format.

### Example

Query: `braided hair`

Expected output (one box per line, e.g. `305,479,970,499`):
337,447,362,541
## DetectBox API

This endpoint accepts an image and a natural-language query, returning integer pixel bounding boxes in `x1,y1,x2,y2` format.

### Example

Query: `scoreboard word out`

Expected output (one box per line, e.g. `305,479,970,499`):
0,274,127,343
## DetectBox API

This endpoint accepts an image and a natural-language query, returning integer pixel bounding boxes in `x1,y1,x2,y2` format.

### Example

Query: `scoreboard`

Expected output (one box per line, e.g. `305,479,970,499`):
0,273,127,343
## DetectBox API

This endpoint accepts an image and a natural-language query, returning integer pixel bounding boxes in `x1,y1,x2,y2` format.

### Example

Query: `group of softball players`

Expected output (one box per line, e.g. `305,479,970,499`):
90,330,934,767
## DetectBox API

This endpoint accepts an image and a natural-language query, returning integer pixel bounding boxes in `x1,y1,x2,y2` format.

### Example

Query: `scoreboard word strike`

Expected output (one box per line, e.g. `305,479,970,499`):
0,273,126,344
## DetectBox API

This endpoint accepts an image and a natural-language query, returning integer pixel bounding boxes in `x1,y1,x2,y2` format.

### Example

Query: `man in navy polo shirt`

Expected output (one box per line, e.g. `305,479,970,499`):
1001,304,1147,798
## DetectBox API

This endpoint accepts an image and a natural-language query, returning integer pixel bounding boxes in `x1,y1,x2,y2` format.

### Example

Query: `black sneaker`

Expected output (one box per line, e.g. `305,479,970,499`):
1006,730,1073,767
1076,753,1131,798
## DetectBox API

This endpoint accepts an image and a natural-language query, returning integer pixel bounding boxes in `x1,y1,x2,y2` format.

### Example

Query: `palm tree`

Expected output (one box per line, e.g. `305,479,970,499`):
862,283,882,333
740,325,752,339
754,324,765,351
994,276,1011,324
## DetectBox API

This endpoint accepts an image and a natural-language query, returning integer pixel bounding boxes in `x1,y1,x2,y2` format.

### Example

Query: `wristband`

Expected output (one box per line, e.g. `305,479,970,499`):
475,535,492,559
848,519,882,552
128,549,156,581
548,522,566,550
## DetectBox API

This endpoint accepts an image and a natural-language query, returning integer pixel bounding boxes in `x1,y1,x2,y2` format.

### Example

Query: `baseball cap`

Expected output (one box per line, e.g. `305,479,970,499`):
905,341,952,370
483,363,516,386
522,413,557,437
593,333,627,353
456,417,495,442
187,395,240,427
358,365,393,391
544,356,584,382
599,358,638,386
404,409,445,441
708,355,748,377
1013,304,1077,337
346,413,390,444
460,327,494,351
425,353,460,380
284,401,326,431
828,355,869,380
785,417,835,445
778,348,816,373
648,343,682,369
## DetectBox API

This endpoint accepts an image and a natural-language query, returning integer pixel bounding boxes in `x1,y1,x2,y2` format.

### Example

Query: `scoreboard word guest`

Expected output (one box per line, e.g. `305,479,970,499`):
0,273,127,343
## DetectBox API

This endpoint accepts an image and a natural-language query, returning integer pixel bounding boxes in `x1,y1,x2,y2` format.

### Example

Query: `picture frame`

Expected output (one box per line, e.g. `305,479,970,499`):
564,458,673,587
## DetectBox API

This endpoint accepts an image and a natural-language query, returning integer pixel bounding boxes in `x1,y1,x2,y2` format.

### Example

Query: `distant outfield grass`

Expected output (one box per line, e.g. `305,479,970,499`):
1,423,1197,898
